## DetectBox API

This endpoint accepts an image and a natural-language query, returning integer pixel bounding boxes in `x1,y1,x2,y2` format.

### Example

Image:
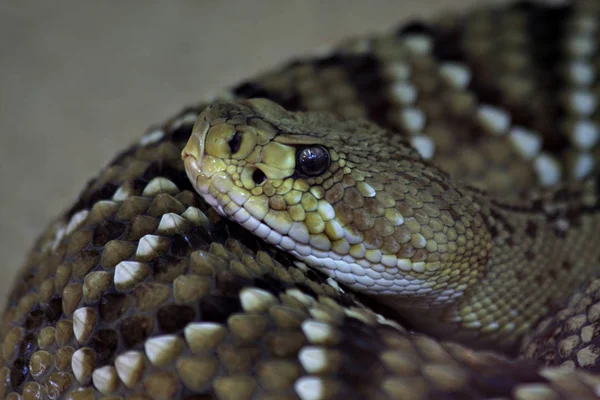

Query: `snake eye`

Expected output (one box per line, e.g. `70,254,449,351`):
228,132,242,154
296,146,330,177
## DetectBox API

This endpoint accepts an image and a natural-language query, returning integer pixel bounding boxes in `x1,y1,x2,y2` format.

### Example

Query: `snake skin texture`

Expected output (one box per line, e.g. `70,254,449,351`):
4,1,600,399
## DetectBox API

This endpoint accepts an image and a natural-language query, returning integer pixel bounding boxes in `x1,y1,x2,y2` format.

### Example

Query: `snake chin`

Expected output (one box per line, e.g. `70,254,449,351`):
191,178,447,302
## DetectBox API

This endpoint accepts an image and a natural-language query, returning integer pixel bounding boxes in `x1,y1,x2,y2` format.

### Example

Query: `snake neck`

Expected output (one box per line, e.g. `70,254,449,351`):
398,179,600,347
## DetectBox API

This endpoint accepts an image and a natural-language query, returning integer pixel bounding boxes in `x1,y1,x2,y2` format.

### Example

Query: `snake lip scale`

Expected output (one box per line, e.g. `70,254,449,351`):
6,1,600,399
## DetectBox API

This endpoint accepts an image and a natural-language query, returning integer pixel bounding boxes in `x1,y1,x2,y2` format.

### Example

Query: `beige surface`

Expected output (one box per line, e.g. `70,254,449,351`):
0,0,506,303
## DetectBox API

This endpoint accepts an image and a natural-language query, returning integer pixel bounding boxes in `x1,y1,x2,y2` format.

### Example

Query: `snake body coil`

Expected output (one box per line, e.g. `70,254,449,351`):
4,1,600,399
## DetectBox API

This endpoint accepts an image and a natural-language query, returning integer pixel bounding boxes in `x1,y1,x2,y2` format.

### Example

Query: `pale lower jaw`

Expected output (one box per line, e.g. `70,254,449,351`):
195,186,437,298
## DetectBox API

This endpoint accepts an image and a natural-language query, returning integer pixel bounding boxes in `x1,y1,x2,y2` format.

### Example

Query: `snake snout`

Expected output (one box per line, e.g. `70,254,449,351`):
181,120,205,163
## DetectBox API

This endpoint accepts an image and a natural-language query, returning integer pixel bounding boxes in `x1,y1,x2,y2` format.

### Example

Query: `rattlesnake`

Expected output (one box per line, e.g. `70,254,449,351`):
4,1,600,399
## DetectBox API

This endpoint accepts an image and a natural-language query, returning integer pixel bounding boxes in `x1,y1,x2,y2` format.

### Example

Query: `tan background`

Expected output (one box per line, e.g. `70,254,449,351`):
0,0,508,304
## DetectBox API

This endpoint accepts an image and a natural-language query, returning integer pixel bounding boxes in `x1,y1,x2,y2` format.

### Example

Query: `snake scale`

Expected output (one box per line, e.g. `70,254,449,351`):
6,0,600,399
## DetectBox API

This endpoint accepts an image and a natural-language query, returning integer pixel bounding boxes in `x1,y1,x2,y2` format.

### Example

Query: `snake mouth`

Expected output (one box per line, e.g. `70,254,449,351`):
182,143,206,196
182,123,227,200
182,152,201,179
181,125,205,168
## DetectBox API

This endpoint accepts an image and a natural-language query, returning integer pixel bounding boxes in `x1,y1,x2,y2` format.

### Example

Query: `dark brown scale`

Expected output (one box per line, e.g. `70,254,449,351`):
67,182,119,220
181,395,213,400
397,17,465,62
515,270,525,280
128,215,159,240
198,296,242,323
252,275,290,296
156,305,196,333
120,316,153,348
337,318,385,384
181,227,212,250
169,234,193,257
487,207,515,235
332,55,393,129
9,359,27,390
43,298,63,323
293,283,318,298
23,309,44,331
17,334,36,360
505,236,516,248
525,220,538,238
500,2,571,155
233,80,303,112
524,250,536,261
90,329,119,363
168,118,198,144
214,270,254,296
142,162,194,193
131,177,154,194
154,256,188,284
467,363,548,399
553,225,568,239
93,219,127,246
99,293,131,322
148,195,186,218
396,21,433,35
552,188,576,203
514,1,570,80
133,283,170,311
304,265,330,285
209,217,241,245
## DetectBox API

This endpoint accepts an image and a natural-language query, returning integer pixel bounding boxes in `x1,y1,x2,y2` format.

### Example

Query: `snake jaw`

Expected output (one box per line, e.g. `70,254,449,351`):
182,120,207,187
182,119,228,216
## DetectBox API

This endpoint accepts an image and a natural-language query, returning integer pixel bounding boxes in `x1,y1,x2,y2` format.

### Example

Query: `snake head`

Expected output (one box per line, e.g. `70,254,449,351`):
183,98,492,305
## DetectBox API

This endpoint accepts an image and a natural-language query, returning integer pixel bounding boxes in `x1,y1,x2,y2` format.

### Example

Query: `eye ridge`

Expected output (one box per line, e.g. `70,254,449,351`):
296,145,330,177
228,132,242,154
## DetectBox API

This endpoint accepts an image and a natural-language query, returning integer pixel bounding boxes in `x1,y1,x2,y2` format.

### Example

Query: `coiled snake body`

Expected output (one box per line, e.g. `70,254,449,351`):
5,1,600,399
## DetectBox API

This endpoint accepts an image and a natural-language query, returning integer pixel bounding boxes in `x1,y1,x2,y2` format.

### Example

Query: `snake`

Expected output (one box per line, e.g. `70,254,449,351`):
5,0,600,399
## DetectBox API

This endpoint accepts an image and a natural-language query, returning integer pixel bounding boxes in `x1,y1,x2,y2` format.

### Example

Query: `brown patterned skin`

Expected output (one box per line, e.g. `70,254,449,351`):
521,278,600,373
4,1,600,400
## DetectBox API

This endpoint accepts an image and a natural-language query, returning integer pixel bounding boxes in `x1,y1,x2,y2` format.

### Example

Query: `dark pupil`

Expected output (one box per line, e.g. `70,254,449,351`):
228,132,242,154
297,146,330,177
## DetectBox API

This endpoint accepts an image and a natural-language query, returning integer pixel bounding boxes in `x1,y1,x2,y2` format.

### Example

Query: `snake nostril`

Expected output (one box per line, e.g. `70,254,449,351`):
252,169,267,185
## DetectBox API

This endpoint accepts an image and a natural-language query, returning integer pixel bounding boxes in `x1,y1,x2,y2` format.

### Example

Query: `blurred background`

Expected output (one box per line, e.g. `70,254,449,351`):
0,0,509,306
